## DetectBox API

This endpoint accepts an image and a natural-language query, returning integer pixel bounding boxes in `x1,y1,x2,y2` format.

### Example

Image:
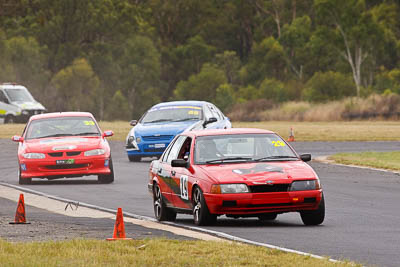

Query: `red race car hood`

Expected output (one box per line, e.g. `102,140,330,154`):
23,137,103,153
198,161,317,184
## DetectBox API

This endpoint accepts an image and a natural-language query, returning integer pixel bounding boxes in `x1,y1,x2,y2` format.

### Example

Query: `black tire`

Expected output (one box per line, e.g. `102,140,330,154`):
258,213,278,221
300,193,325,226
5,115,15,124
18,166,31,185
192,187,216,226
153,183,176,221
128,155,141,162
98,157,114,184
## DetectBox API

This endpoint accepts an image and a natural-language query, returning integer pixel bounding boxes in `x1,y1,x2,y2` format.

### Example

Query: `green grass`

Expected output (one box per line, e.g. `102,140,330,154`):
2,120,400,141
233,121,400,141
329,151,400,171
0,239,358,267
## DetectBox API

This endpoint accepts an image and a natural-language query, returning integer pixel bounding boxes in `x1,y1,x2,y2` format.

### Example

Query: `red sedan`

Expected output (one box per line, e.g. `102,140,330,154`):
12,112,114,184
148,128,325,226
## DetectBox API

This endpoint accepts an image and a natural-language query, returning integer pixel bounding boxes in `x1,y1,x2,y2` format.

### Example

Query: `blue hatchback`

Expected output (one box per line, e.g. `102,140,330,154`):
125,101,231,161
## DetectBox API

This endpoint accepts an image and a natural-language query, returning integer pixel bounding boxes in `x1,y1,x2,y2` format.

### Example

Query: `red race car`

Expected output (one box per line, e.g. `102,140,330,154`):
148,128,325,226
12,112,114,184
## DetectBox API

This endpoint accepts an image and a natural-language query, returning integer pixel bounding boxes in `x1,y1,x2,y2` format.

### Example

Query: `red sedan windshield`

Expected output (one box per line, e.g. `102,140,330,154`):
25,116,100,140
194,134,298,164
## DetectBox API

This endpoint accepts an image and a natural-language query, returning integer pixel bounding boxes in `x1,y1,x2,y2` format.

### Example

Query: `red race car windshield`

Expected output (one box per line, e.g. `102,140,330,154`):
194,133,298,164
25,116,101,140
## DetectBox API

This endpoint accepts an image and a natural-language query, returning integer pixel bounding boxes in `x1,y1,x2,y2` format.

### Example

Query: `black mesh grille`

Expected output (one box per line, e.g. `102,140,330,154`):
48,152,63,157
66,151,81,156
304,197,316,203
142,135,173,141
144,148,165,153
249,184,290,193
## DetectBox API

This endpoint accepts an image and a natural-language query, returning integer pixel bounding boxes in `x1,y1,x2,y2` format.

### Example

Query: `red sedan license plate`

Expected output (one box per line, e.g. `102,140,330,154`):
56,159,75,165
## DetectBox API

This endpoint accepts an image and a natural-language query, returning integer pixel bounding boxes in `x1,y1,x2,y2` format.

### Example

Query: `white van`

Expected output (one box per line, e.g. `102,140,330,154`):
0,83,46,123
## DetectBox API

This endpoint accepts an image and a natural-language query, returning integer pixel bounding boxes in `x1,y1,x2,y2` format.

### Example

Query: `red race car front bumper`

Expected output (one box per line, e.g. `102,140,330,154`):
19,156,111,179
204,190,323,215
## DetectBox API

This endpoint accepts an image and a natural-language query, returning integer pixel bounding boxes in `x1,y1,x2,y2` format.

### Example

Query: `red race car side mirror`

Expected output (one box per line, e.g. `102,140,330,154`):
12,135,24,142
103,130,114,138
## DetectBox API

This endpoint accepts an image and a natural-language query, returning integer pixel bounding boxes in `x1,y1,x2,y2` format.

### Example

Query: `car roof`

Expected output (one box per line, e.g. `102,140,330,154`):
0,83,27,90
29,112,95,121
186,128,276,137
151,100,208,108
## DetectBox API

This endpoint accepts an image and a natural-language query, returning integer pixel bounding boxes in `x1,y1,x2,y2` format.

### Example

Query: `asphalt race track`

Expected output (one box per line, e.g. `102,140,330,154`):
1,139,400,266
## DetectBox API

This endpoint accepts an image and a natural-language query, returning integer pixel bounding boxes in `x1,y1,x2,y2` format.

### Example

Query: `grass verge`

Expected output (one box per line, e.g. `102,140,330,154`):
0,239,358,267
1,120,400,141
233,121,400,141
329,151,400,171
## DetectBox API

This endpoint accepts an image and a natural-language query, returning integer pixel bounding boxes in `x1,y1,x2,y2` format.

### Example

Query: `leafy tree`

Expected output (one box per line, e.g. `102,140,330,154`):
241,37,286,85
302,71,356,102
174,63,227,102
0,30,16,83
215,83,235,112
105,90,130,121
214,51,241,85
374,68,400,94
259,78,286,102
117,35,161,118
279,16,312,80
50,58,100,114
3,36,49,99
314,0,384,97
236,85,260,102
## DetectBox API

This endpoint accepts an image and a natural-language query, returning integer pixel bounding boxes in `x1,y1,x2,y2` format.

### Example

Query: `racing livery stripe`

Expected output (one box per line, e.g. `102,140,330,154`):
157,174,193,208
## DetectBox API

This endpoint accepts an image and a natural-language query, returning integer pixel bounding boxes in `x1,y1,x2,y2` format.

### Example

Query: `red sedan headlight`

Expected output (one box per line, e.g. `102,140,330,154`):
84,149,105,156
23,153,45,159
211,184,249,194
289,179,320,191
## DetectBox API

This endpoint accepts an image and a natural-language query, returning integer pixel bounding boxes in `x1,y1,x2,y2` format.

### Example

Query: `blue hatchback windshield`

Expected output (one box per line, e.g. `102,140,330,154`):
141,106,202,123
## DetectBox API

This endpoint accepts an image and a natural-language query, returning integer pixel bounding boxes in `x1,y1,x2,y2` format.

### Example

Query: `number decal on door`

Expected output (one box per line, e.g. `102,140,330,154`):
180,175,188,200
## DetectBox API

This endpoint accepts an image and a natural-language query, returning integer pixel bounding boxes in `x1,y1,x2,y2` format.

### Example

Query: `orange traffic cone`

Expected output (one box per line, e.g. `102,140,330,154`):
287,127,295,142
106,208,132,241
9,194,30,224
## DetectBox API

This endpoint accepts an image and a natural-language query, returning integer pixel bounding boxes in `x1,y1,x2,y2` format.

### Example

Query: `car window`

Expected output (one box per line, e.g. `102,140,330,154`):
166,136,187,164
213,105,225,120
25,116,100,139
177,137,192,162
209,104,222,120
0,90,8,103
202,105,213,120
140,106,201,123
195,134,297,164
4,88,34,102
161,137,178,162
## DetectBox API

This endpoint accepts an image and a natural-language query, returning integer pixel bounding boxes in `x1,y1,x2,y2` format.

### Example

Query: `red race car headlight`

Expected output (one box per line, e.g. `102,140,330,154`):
23,153,45,159
211,184,249,194
84,149,105,156
289,180,320,191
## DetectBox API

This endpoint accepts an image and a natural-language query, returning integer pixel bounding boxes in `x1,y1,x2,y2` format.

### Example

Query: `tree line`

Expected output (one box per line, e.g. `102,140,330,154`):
0,0,399,120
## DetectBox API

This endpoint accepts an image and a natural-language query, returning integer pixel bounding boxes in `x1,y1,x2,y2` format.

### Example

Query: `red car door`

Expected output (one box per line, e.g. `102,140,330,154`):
170,137,194,210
